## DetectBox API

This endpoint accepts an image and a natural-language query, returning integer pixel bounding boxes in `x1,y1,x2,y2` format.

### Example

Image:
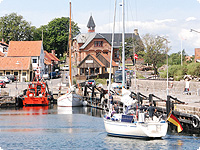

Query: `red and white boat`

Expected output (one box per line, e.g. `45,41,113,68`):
22,78,52,106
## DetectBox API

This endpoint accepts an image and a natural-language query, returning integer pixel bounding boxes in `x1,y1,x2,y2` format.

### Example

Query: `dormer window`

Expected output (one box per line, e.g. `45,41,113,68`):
94,41,103,47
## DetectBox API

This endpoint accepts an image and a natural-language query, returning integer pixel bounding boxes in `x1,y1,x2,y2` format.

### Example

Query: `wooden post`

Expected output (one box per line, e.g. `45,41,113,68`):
92,86,95,106
149,94,153,104
166,95,171,116
84,85,87,102
137,92,141,105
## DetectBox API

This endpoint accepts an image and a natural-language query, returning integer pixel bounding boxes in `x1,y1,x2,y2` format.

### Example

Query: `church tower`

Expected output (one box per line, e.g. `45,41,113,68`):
87,15,96,33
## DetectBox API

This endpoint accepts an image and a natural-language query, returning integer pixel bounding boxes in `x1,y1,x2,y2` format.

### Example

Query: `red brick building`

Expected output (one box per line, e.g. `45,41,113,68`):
195,48,200,62
72,15,142,66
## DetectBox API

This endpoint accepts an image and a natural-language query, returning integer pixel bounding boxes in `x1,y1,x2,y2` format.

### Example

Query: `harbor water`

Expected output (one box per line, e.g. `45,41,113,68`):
0,106,200,150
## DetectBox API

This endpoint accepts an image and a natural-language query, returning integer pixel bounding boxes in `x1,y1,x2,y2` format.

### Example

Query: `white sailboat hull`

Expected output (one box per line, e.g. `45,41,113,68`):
57,92,83,107
104,119,168,138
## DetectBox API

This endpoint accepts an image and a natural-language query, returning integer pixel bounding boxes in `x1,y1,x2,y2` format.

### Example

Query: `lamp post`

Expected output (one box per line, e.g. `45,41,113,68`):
16,61,23,90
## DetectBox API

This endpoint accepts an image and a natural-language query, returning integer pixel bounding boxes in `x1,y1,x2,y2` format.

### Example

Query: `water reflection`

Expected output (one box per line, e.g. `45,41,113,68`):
57,106,105,117
22,106,49,115
104,135,169,150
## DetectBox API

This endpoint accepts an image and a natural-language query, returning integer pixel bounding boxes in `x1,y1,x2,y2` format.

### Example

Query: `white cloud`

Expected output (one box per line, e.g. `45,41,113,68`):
154,19,176,24
197,0,200,3
0,0,3,3
186,17,196,22
79,18,199,56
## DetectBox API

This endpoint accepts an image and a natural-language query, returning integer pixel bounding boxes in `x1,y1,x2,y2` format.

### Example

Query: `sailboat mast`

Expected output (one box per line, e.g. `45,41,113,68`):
69,0,72,85
122,0,125,88
108,0,117,94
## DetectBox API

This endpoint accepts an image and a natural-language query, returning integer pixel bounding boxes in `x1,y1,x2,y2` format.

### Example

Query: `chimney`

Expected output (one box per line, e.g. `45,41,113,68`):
2,38,4,43
134,29,138,35
51,50,55,55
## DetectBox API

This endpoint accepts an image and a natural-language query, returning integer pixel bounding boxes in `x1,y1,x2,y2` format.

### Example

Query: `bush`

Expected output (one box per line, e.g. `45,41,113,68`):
187,63,200,76
160,64,187,80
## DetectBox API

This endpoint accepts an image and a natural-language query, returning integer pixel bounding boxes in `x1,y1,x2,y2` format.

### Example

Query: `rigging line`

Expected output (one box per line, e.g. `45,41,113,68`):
126,0,130,33
108,0,111,32
127,0,138,30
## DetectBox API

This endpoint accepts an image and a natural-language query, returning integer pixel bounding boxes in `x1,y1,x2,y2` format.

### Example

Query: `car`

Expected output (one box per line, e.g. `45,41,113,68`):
0,80,6,88
42,74,50,80
86,79,96,87
0,76,10,83
6,75,16,82
62,65,69,71
49,72,57,79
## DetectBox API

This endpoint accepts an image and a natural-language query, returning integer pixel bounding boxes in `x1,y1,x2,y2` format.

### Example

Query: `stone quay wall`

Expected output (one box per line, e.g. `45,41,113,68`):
131,79,200,97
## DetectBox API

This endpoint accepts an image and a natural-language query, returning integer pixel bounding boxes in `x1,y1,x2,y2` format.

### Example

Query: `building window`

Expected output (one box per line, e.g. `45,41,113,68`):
0,72,2,76
22,72,26,76
6,72,10,75
103,52,108,54
94,41,103,47
114,50,119,58
14,72,18,76
33,59,37,63
95,68,99,74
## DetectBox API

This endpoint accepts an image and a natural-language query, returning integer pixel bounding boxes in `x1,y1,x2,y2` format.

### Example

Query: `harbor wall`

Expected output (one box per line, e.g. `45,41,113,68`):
132,79,200,96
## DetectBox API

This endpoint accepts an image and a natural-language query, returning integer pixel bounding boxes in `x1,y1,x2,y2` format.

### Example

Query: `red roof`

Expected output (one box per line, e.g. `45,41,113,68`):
44,51,60,65
48,53,60,61
0,57,31,70
100,53,118,67
7,41,42,57
91,54,105,67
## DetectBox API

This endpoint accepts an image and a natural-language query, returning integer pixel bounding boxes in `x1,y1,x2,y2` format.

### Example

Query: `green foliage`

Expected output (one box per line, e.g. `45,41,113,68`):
73,78,77,85
187,63,200,76
0,13,34,43
142,34,170,75
168,50,187,65
160,63,200,81
119,36,144,61
33,17,80,57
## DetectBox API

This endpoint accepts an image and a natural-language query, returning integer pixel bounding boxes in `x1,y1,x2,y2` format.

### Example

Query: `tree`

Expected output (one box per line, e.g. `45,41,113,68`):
142,34,170,75
33,17,80,57
0,13,34,43
119,36,144,64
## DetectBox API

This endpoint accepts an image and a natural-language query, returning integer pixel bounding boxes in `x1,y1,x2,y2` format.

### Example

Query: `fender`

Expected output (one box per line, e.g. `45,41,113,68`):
192,115,200,128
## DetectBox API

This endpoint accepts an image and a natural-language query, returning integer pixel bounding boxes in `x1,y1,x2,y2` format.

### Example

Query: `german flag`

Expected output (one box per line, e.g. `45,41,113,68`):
167,113,183,133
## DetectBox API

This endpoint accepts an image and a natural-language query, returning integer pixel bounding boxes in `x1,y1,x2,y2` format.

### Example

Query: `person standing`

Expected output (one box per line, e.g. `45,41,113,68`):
147,102,155,120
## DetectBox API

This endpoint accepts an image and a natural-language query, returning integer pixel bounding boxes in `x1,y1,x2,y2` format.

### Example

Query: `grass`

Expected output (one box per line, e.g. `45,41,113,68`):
95,78,107,85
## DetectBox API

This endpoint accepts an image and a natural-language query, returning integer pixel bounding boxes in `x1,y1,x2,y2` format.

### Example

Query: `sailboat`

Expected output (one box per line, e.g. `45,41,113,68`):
57,0,83,107
103,0,168,138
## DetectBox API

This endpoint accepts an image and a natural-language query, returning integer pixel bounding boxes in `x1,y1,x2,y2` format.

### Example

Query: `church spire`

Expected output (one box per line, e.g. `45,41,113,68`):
87,15,96,33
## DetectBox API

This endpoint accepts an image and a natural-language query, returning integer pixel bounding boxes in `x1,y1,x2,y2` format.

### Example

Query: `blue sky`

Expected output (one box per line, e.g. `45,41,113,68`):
1,0,200,56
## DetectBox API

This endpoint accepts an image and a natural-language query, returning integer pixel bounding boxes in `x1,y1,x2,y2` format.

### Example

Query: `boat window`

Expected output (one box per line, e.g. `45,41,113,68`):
31,84,34,88
37,85,41,91
30,89,35,94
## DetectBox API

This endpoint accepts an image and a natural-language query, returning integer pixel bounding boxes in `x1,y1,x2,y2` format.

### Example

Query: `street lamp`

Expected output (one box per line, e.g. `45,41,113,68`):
16,61,23,90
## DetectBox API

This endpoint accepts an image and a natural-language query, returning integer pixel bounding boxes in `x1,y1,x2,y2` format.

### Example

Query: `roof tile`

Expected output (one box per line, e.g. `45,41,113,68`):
7,41,42,57
0,57,31,70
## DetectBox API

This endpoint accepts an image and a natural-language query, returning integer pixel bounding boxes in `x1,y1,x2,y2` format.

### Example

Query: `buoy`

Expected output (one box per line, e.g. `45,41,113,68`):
192,115,200,128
